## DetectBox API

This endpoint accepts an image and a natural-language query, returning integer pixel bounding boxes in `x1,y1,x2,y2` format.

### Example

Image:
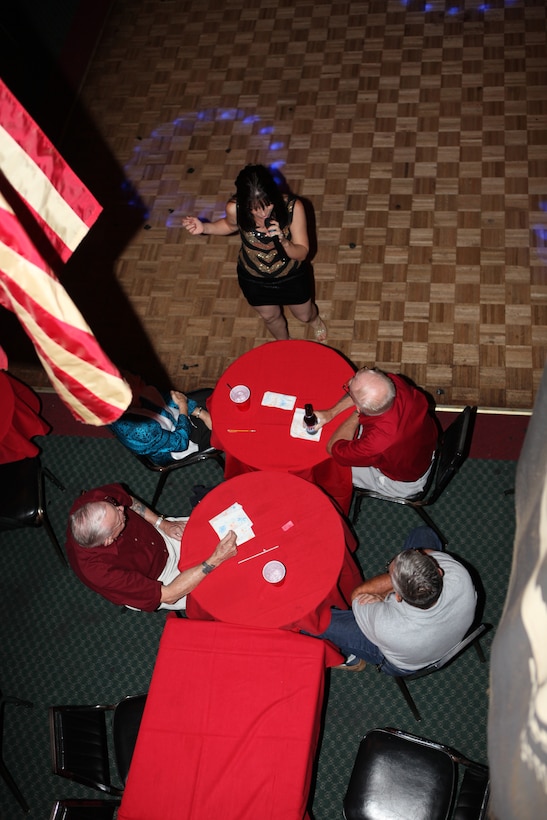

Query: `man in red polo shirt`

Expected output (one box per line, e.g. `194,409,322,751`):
66,483,237,611
316,368,439,499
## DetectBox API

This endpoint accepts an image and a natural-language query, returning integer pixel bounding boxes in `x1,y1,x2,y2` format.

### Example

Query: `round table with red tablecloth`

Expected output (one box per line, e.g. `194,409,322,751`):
208,340,356,513
179,471,363,656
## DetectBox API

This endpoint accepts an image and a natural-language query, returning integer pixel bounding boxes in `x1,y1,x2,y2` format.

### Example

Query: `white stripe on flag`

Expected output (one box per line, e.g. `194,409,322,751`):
0,124,91,253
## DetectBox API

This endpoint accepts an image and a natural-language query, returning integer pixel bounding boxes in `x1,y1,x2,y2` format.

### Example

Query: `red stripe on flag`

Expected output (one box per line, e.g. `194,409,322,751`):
0,79,102,261
0,272,119,375
0,206,58,272
0,78,131,425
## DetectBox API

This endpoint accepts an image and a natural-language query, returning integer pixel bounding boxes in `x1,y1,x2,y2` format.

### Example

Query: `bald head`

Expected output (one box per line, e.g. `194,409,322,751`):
350,368,396,415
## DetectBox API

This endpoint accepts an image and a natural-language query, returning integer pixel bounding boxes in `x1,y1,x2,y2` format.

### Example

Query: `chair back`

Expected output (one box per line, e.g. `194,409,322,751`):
0,457,68,564
343,728,457,820
404,623,490,682
453,767,491,820
112,694,147,783
50,799,120,820
0,457,42,527
425,406,477,504
49,705,122,795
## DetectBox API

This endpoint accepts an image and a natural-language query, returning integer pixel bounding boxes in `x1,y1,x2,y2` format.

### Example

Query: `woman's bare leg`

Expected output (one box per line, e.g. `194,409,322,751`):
288,300,327,341
253,304,290,340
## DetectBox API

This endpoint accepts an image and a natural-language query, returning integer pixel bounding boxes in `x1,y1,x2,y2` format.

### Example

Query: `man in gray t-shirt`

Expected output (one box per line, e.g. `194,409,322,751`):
311,526,477,673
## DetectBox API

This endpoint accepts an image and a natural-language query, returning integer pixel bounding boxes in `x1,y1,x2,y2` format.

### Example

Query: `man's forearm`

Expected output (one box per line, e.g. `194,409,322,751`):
326,412,360,454
160,564,209,605
351,572,394,602
130,496,159,526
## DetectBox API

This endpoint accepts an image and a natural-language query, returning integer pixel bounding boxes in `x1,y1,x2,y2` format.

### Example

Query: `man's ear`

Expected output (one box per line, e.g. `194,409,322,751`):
394,592,403,602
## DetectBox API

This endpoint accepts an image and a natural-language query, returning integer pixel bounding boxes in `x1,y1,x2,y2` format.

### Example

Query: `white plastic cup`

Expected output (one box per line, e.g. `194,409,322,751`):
262,560,286,586
229,384,251,411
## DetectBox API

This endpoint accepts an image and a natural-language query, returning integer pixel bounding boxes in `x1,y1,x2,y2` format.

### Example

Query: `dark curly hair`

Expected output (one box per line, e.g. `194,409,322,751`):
233,165,289,232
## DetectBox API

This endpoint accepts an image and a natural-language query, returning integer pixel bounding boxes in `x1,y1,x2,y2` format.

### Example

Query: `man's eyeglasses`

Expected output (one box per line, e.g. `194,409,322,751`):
104,496,122,508
343,367,380,396
104,496,127,541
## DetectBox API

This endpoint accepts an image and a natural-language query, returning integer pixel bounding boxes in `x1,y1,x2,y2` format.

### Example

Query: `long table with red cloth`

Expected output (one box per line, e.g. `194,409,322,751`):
0,372,50,464
179,471,362,664
209,340,355,513
117,619,327,820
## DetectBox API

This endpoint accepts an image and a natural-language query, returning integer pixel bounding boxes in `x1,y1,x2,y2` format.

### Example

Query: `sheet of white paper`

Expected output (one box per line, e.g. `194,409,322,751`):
261,391,297,410
290,407,323,441
208,502,255,545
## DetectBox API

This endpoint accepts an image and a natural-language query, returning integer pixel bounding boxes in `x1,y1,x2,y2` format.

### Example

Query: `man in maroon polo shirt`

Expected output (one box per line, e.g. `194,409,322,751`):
316,368,439,499
66,482,237,611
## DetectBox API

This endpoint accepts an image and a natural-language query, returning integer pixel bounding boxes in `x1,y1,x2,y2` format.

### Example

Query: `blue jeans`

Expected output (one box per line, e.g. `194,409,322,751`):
310,526,443,675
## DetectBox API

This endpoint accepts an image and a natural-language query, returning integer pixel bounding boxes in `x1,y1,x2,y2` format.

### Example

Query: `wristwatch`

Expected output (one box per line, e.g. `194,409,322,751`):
201,561,215,575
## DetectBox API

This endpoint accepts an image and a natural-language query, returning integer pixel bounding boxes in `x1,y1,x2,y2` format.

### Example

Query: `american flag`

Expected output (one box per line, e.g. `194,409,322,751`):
0,78,131,425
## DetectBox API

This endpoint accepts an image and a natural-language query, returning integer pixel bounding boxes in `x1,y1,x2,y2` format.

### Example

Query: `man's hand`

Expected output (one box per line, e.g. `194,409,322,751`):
208,530,238,566
313,411,331,430
162,518,189,540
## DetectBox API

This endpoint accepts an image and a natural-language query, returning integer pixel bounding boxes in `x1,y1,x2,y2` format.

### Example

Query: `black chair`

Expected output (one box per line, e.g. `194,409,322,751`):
1,690,33,813
0,456,67,566
112,387,225,508
49,800,120,820
352,405,477,547
343,727,490,820
49,694,147,795
135,447,225,508
392,623,491,721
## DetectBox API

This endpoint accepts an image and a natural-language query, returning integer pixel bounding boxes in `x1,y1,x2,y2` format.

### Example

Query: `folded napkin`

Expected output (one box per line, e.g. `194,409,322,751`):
261,391,297,410
290,408,323,441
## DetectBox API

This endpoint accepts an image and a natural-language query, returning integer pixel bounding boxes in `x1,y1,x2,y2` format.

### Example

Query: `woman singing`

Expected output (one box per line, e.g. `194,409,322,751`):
182,164,327,341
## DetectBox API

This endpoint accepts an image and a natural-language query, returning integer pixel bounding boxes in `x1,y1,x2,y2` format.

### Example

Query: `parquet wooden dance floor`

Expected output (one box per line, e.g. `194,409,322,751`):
10,0,547,411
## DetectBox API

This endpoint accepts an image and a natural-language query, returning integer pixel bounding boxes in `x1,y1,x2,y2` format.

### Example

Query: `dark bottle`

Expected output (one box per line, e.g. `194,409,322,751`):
303,403,318,435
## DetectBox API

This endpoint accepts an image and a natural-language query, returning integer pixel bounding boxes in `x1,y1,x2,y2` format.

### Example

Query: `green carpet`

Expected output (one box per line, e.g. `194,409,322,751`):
0,434,516,819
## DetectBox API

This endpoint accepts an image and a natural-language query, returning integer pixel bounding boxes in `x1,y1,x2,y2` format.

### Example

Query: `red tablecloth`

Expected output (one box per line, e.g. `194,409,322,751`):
209,340,355,513
179,471,362,656
117,619,326,820
0,372,50,464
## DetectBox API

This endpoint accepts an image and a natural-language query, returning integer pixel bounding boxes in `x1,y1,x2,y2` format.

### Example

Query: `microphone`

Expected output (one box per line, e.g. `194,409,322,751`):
264,215,286,259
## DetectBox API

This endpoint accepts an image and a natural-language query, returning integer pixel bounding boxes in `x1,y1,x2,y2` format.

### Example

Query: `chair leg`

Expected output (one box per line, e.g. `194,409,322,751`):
474,639,486,664
42,466,65,492
0,758,29,813
213,453,225,471
394,676,422,722
40,513,69,567
351,494,363,524
413,507,448,548
152,472,169,508
0,696,33,813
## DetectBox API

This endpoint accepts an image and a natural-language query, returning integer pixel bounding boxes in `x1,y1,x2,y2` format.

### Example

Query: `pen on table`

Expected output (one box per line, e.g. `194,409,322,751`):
227,428,257,433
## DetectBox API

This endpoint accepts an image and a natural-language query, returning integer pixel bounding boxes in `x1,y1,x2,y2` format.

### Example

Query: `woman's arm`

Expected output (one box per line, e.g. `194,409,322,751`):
268,199,309,261
182,201,239,236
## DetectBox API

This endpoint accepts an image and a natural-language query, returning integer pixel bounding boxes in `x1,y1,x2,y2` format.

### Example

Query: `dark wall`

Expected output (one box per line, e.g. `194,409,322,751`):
0,1,113,142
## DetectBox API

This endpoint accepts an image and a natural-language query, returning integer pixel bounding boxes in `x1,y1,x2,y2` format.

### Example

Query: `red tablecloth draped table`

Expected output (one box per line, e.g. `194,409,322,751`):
0,372,50,464
117,619,327,820
179,471,363,664
209,340,355,513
